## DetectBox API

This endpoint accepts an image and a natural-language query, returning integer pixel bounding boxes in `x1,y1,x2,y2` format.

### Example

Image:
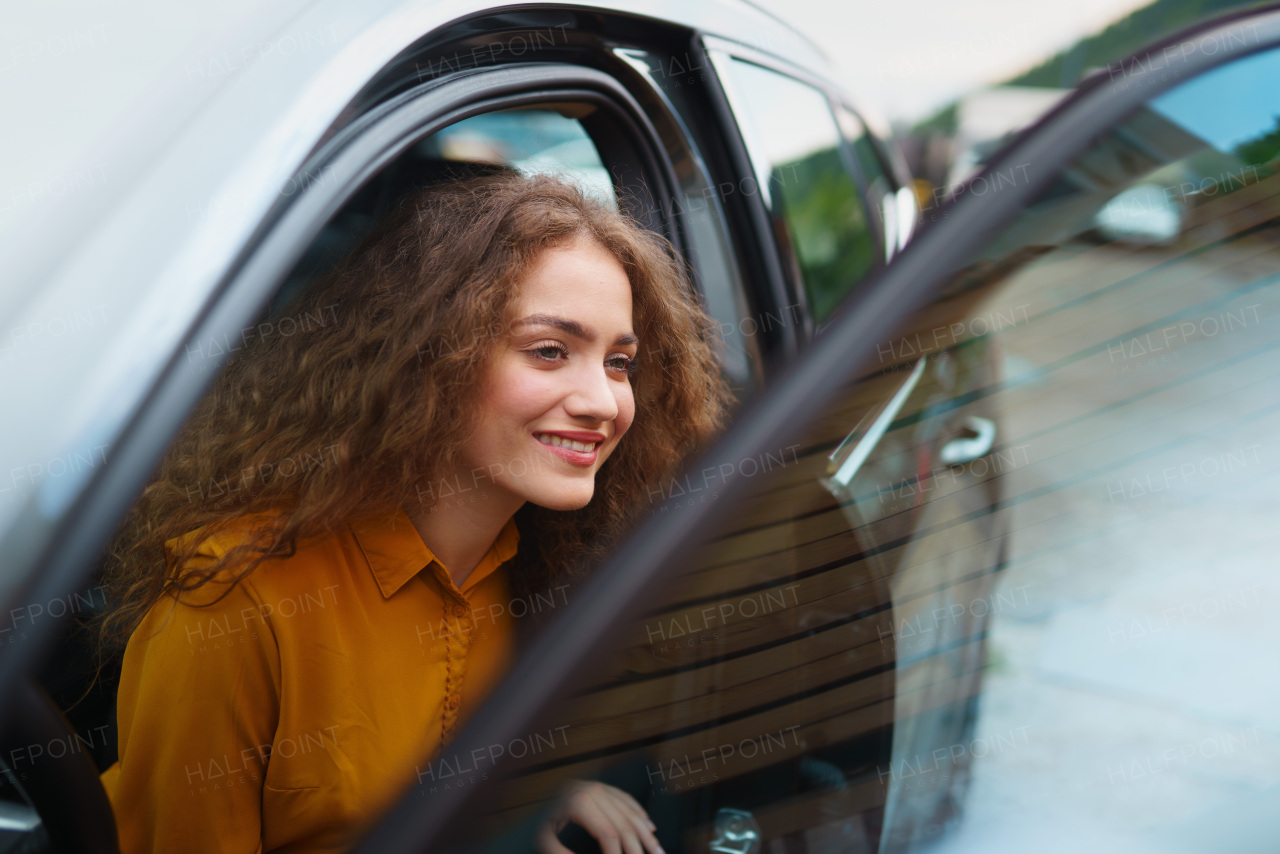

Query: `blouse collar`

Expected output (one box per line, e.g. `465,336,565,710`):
349,506,520,599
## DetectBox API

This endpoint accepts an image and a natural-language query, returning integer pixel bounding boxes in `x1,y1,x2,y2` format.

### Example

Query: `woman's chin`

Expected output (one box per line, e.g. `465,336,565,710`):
531,487,595,512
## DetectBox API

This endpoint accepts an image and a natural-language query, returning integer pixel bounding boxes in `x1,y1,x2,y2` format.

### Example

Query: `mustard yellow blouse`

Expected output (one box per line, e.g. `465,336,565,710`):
99,507,520,853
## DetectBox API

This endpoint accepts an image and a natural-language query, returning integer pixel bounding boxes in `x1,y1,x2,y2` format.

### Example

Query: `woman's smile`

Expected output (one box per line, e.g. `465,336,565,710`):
533,430,605,465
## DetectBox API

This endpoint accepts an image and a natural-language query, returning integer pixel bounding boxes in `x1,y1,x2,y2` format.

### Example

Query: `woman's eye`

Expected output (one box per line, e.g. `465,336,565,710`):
607,355,638,376
527,342,568,362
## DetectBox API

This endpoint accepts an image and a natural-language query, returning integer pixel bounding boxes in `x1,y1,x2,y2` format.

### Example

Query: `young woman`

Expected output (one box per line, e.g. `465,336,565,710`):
97,171,731,854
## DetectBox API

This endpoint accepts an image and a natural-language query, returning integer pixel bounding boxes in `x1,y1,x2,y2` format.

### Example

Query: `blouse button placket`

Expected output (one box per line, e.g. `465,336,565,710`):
441,595,471,745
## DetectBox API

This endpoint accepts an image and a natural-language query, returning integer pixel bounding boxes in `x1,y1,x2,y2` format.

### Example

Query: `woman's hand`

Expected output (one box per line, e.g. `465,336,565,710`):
536,780,664,854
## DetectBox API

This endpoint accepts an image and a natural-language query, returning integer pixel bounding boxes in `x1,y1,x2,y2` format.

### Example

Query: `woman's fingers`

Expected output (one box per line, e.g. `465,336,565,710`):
585,786,648,854
544,783,622,854
594,785,659,851
590,782,663,854
536,781,664,854
608,786,657,831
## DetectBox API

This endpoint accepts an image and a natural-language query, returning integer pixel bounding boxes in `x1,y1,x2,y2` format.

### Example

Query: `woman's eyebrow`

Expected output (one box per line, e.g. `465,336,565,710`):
512,314,638,347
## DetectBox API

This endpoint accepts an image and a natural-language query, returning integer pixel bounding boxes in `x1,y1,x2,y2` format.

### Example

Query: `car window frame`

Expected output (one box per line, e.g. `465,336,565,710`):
689,35,812,359
703,36,895,338
356,8,1280,852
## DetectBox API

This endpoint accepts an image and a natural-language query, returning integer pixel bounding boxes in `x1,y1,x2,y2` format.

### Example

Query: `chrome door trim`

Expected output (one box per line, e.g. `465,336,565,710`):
825,357,927,489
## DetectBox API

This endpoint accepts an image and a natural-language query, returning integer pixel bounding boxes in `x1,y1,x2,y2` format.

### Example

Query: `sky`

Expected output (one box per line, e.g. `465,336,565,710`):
1150,48,1280,150
749,0,1157,122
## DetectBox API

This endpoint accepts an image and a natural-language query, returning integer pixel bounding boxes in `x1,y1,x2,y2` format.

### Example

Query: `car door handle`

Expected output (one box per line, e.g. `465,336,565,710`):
939,415,996,466
825,357,927,489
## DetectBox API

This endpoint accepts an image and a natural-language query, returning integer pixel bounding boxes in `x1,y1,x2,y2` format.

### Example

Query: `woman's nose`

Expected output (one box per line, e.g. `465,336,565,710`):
564,363,620,422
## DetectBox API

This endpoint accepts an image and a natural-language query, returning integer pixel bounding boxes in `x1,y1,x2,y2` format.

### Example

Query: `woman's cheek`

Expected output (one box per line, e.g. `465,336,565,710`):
616,386,636,439
598,390,635,468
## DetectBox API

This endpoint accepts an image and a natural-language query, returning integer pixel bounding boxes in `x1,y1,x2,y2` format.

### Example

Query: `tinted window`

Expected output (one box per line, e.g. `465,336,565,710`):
714,57,877,322
856,45,1280,852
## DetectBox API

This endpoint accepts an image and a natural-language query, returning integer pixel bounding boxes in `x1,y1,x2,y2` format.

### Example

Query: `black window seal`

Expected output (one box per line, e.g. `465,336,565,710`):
691,35,807,360
837,98,913,196
830,101,892,265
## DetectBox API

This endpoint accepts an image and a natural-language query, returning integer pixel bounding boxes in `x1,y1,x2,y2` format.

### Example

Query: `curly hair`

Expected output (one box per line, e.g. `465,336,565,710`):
97,171,732,648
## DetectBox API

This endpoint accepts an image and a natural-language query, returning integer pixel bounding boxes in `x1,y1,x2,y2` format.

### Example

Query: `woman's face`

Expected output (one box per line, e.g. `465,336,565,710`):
460,235,638,513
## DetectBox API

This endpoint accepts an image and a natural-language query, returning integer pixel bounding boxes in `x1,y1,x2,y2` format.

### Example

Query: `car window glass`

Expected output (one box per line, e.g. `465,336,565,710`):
714,56,877,322
422,108,617,206
860,44,1280,853
274,106,614,310
442,416,898,853
443,41,1280,854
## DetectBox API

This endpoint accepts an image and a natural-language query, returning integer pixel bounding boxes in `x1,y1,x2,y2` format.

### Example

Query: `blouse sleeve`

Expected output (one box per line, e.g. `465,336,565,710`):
104,565,282,854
